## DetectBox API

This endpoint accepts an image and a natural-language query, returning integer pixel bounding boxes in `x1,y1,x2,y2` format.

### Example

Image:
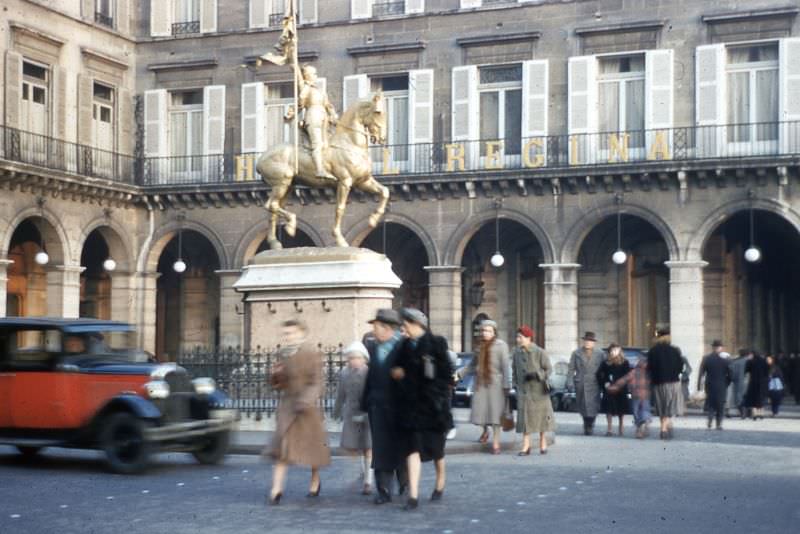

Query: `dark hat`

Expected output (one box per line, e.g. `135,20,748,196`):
400,307,429,329
367,309,401,326
656,327,671,337
581,331,597,342
711,339,723,348
517,325,534,339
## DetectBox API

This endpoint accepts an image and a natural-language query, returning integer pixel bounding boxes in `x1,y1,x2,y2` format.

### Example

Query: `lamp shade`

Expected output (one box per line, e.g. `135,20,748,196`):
103,258,117,271
173,259,187,273
34,251,49,265
490,252,505,268
744,247,761,263
612,250,627,265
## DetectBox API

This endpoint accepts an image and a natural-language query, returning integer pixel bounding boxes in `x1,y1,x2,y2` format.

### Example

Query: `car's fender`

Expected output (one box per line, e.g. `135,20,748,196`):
93,394,162,424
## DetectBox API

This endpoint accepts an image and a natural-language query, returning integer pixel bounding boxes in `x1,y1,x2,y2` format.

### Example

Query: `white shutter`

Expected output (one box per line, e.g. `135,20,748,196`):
406,0,425,14
117,0,130,34
144,89,168,157
77,75,94,146
522,59,548,137
52,67,67,141
409,69,433,143
150,0,171,37
203,85,226,154
568,55,597,165
250,0,268,28
351,0,372,20
779,37,800,153
460,0,482,9
118,88,133,155
201,0,218,33
241,82,265,153
695,44,725,157
299,0,318,24
645,49,674,159
451,65,478,141
5,51,23,129
343,74,369,111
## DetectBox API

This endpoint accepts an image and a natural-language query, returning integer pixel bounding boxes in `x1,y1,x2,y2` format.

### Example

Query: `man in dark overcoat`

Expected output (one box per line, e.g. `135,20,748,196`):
697,340,731,430
361,309,407,504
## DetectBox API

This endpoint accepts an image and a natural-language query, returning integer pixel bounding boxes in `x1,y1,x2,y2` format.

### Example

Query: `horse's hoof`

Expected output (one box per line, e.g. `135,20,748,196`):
268,239,283,250
368,213,383,228
285,215,297,237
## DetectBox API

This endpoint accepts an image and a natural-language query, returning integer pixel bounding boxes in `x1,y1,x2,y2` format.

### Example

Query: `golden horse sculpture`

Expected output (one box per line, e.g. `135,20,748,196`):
256,93,389,250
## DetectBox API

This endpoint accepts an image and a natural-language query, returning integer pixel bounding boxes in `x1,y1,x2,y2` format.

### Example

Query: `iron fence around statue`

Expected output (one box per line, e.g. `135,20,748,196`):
176,345,347,421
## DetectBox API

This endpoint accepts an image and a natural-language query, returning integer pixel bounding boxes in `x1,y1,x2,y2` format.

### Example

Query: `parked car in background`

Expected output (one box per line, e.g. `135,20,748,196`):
0,318,237,473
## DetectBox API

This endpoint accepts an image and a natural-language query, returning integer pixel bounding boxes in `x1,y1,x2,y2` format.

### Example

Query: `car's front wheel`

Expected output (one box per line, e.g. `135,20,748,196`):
191,430,230,465
100,412,151,474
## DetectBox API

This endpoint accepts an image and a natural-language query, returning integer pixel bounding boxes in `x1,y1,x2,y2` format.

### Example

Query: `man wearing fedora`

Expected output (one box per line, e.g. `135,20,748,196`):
568,331,605,435
697,340,731,430
361,309,407,504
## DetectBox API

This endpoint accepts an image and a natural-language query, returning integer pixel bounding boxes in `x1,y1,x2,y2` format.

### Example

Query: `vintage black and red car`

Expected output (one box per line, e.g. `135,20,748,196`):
0,317,237,473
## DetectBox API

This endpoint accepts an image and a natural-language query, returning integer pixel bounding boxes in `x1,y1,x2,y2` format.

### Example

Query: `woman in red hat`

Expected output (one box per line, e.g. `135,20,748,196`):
512,325,556,454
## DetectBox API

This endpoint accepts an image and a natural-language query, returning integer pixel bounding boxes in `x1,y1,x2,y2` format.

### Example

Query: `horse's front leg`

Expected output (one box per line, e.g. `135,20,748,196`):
333,177,353,247
357,176,390,228
264,183,295,249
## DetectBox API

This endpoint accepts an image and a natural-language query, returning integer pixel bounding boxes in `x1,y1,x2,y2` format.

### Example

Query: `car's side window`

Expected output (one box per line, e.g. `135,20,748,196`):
5,329,60,370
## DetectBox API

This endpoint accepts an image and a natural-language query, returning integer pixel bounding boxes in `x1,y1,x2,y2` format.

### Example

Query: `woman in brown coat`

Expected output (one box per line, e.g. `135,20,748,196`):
266,319,331,504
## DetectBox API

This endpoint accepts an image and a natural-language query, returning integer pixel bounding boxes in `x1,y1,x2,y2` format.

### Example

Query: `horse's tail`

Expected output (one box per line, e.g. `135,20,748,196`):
255,143,296,186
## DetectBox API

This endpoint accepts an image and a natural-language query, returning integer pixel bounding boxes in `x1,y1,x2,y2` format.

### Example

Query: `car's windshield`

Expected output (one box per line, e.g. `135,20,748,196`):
62,330,150,363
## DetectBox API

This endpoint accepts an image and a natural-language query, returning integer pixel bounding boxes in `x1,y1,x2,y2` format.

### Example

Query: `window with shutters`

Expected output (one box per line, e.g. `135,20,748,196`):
478,64,522,158
726,43,779,144
95,0,114,27
21,61,49,137
372,1,405,17
598,54,645,150
265,83,295,149
269,0,286,27
173,0,201,35
169,90,203,175
371,75,409,164
92,82,115,152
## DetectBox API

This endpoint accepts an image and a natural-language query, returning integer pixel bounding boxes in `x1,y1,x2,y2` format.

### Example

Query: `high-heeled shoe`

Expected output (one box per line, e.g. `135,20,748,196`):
403,497,419,510
517,447,531,456
478,430,489,444
539,448,548,455
268,492,282,505
306,481,321,498
491,445,501,455
430,488,444,501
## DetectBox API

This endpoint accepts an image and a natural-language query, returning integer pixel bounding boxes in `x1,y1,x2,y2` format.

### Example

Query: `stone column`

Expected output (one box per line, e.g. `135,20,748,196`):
424,266,464,352
47,264,84,318
0,259,13,317
216,269,244,349
110,272,136,324
136,271,160,355
539,263,581,359
666,260,708,394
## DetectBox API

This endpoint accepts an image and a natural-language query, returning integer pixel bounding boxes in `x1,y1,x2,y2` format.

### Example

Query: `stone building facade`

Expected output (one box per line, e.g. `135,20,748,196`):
2,0,800,389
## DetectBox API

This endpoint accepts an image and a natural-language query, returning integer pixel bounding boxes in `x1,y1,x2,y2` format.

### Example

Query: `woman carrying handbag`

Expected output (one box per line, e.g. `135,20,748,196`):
512,325,555,455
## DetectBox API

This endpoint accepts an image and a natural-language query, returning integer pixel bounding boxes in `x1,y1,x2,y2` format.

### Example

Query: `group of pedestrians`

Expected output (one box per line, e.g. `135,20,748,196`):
265,308,454,511
568,329,685,440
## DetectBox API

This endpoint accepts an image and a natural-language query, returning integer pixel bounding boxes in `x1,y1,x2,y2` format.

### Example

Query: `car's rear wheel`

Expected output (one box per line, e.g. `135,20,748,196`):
191,430,230,465
100,413,151,474
16,446,42,458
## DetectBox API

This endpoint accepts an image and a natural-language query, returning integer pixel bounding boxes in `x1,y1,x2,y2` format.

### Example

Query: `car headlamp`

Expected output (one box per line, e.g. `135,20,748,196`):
192,377,216,395
144,380,170,399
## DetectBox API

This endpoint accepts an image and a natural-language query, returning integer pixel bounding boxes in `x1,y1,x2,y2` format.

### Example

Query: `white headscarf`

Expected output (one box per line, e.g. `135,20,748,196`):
344,341,369,361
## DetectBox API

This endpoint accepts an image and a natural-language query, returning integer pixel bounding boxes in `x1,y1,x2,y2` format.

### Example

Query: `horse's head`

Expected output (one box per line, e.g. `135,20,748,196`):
361,93,387,145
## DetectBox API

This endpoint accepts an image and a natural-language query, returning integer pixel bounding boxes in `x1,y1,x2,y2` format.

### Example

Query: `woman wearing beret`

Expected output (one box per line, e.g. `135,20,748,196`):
390,308,454,510
512,325,556,455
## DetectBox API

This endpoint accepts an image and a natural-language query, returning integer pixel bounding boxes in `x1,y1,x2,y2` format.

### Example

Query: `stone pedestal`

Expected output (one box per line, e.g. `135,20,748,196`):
217,269,245,348
234,247,401,349
666,260,708,394
540,263,581,360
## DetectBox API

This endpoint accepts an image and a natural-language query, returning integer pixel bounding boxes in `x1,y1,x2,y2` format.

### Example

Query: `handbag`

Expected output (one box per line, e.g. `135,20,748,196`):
500,398,515,432
539,352,552,393
768,376,784,392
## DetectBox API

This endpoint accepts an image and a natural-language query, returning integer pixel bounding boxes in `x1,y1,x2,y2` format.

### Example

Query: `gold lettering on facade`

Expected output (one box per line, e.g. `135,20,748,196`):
608,134,630,163
485,141,504,169
382,147,400,175
446,143,466,172
647,131,671,160
523,138,545,168
569,136,579,165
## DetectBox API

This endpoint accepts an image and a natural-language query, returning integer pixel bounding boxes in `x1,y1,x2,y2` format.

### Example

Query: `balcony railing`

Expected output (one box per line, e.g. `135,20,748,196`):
0,125,136,185
95,11,114,27
269,13,284,27
172,20,200,35
2,122,798,188
372,0,405,17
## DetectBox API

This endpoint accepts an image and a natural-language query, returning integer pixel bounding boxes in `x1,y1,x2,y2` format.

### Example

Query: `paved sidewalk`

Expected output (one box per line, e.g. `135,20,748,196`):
229,404,800,455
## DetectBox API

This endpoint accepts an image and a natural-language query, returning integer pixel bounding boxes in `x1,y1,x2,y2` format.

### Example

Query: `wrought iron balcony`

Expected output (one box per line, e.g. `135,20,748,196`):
0,125,136,184
172,20,201,35
269,13,284,27
372,0,405,17
141,153,228,186
95,11,114,28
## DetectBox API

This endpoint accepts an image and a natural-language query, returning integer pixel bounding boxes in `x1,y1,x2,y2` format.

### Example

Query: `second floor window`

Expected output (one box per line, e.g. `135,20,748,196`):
598,54,645,147
95,0,114,27
479,64,522,155
21,61,49,136
265,83,295,148
169,90,203,170
372,76,409,160
173,0,201,34
92,82,115,151
726,43,779,143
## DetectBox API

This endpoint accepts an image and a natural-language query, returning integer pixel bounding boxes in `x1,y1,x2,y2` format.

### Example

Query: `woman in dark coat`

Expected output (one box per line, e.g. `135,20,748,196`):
744,351,769,419
596,343,631,436
391,308,454,511
766,354,785,416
